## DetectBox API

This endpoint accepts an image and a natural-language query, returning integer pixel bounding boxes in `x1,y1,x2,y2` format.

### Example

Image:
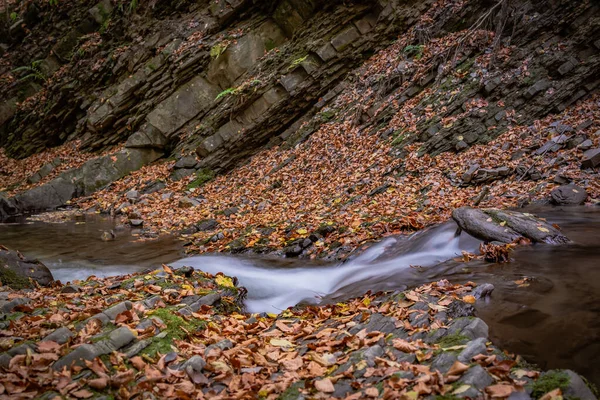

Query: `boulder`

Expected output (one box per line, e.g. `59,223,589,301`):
0,247,54,288
452,207,569,244
550,184,587,205
0,193,18,221
581,148,600,169
14,177,78,214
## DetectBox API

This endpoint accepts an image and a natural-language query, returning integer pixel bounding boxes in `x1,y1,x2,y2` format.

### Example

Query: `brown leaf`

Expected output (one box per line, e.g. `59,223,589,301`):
314,378,335,393
281,357,303,371
486,385,516,398
88,377,108,390
446,360,470,376
37,341,61,353
392,338,417,353
130,356,146,371
71,389,94,399
540,388,562,400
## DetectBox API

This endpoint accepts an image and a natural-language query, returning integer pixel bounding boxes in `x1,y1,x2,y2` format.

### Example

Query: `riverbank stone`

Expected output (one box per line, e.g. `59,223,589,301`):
0,248,53,288
452,207,570,244
550,184,588,205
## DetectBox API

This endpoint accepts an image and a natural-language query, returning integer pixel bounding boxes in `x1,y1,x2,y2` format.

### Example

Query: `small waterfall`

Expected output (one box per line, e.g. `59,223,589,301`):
172,222,481,313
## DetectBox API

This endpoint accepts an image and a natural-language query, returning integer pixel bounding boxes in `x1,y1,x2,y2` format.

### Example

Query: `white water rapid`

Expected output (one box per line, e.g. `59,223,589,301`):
172,222,481,313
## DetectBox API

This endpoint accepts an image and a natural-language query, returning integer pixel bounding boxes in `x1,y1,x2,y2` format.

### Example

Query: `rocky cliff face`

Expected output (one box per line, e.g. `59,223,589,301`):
0,0,599,217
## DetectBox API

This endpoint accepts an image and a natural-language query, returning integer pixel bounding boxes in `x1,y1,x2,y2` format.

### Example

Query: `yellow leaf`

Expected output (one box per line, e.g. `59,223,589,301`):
453,385,472,395
463,295,476,304
537,227,550,232
405,391,419,400
181,284,193,290
296,228,308,235
500,221,506,226
215,275,234,288
362,297,371,306
270,338,294,348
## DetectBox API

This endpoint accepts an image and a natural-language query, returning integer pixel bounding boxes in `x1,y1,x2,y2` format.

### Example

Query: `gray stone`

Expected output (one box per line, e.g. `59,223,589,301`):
330,25,360,52
205,339,234,355
171,168,196,181
129,219,144,227
8,343,35,356
315,43,337,62
60,285,81,294
14,177,78,214
281,69,309,93
124,339,151,358
461,318,489,340
174,156,199,170
578,139,593,151
88,0,113,24
550,184,588,205
562,370,596,400
143,296,161,309
125,190,139,201
183,355,207,372
43,327,74,345
2,297,31,313
453,207,569,244
472,284,494,300
179,196,200,208
125,127,168,150
53,344,99,370
103,301,133,320
196,219,219,231
508,391,532,400
458,337,487,363
189,293,221,311
431,352,459,374
581,148,600,169
458,365,493,389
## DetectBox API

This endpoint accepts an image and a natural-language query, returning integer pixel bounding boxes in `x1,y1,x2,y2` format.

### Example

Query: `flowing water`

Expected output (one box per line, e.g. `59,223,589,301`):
0,207,599,385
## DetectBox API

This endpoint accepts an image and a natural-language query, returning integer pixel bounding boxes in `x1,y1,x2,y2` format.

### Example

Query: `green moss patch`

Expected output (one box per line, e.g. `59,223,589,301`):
529,371,570,399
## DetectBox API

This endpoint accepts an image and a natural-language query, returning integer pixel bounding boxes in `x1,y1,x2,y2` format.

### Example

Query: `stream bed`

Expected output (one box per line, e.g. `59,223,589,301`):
1,206,599,386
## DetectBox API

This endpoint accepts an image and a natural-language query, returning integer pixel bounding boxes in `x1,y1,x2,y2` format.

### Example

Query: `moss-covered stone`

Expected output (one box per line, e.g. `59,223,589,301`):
529,371,570,399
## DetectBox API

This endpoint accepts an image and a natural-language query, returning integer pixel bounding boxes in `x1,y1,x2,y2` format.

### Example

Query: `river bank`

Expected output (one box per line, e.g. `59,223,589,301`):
0,263,596,400
1,206,600,399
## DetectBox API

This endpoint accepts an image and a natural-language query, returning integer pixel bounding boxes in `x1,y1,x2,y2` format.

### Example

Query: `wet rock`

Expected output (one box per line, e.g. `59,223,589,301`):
453,207,569,244
581,148,600,169
550,184,588,205
452,207,521,243
0,248,53,288
129,219,144,227
472,283,494,299
0,194,18,221
174,266,194,277
100,230,116,241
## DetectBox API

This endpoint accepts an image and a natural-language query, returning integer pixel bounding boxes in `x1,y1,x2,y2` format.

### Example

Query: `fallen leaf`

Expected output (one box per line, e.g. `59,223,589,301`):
486,384,515,398
314,378,335,393
463,295,476,304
